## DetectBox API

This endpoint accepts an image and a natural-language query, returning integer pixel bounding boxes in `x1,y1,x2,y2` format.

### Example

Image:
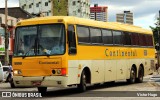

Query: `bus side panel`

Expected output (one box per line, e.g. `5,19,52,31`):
116,60,128,80
104,60,116,82
91,60,105,84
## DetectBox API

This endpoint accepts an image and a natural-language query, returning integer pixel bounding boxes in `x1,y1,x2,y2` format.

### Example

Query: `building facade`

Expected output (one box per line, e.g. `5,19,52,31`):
116,11,133,24
19,0,52,16
90,4,108,22
19,0,90,18
67,0,90,18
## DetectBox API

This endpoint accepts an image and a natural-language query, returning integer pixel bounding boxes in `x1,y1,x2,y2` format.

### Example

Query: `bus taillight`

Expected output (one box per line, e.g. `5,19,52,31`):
61,68,66,76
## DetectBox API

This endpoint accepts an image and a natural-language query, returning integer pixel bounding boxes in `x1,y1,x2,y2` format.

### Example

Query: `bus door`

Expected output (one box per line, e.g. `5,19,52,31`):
67,25,78,84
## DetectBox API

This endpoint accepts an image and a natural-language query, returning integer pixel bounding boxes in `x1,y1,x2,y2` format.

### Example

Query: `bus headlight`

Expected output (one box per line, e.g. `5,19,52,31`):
13,70,22,75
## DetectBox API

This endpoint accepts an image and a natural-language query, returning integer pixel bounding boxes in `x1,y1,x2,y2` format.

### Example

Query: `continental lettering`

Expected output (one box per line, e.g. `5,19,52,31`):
105,49,137,57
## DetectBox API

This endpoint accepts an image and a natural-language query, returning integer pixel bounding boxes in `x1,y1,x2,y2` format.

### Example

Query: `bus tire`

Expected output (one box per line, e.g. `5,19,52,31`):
37,87,47,95
127,67,136,84
78,71,87,92
136,67,144,83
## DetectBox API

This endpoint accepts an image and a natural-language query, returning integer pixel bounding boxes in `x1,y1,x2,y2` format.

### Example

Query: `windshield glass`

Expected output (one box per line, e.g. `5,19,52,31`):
14,24,65,57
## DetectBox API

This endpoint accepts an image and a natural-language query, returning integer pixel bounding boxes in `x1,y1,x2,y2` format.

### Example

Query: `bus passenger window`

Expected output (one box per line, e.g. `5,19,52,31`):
131,33,139,46
77,26,90,43
90,28,102,44
102,29,113,45
123,32,131,46
113,31,122,45
147,35,154,46
139,34,146,46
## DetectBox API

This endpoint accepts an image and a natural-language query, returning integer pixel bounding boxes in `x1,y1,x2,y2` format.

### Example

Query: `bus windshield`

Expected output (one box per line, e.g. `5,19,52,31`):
14,24,65,57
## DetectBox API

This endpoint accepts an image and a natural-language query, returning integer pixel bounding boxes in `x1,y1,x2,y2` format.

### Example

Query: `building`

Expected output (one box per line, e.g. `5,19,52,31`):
116,11,133,24
52,0,90,18
0,7,32,64
19,0,52,16
19,0,90,18
90,4,108,22
0,7,32,20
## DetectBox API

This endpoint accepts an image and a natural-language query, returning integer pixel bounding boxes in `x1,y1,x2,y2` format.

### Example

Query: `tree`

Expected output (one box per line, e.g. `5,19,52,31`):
150,17,160,50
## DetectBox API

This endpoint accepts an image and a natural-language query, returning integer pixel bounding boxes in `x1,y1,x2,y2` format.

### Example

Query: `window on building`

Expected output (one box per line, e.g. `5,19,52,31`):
29,4,32,8
36,3,39,7
46,12,49,16
102,29,113,45
22,6,25,9
45,2,48,6
22,4,26,9
90,28,102,44
78,9,81,13
77,26,90,43
73,1,76,6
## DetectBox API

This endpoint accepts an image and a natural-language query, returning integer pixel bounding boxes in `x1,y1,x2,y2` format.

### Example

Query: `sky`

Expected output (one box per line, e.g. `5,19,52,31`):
0,0,160,30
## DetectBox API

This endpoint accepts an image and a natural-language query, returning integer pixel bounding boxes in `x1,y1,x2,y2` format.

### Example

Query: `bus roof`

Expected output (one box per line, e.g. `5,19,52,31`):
17,16,152,35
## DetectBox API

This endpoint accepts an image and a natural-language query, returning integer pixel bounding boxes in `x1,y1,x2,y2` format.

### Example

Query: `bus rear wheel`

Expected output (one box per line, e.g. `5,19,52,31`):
37,87,47,95
77,71,87,92
127,67,136,84
136,67,144,83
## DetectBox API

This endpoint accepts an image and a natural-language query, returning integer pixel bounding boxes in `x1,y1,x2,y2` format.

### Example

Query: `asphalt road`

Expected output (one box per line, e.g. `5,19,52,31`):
0,74,160,100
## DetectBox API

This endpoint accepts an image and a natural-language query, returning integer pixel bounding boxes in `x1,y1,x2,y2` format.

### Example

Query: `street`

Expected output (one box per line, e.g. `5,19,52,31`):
0,74,160,100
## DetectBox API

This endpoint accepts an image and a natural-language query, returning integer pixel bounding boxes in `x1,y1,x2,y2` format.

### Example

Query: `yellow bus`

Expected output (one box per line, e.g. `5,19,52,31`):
12,16,155,93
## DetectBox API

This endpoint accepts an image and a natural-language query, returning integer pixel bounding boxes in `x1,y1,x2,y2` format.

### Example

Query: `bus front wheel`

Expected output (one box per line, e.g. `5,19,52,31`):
127,67,136,84
37,87,47,95
77,71,87,92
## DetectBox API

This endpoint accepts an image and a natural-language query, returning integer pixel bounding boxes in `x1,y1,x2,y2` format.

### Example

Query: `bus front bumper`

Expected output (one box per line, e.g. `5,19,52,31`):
13,76,68,87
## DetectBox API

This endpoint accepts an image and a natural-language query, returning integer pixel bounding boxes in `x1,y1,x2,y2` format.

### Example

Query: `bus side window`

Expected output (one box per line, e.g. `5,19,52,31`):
68,25,77,54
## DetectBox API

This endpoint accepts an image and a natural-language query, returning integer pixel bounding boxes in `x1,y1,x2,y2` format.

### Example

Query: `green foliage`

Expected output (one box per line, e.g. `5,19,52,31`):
52,0,68,16
150,17,160,47
0,47,5,51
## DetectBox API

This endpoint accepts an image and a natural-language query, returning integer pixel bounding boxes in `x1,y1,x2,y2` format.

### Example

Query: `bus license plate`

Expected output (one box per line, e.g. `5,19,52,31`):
32,81,41,86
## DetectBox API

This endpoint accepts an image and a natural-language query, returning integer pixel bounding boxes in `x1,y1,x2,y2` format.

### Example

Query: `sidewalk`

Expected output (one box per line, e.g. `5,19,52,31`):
149,69,160,86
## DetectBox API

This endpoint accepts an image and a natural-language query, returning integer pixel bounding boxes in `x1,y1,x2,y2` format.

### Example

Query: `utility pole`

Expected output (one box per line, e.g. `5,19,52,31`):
157,10,160,71
4,0,9,65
